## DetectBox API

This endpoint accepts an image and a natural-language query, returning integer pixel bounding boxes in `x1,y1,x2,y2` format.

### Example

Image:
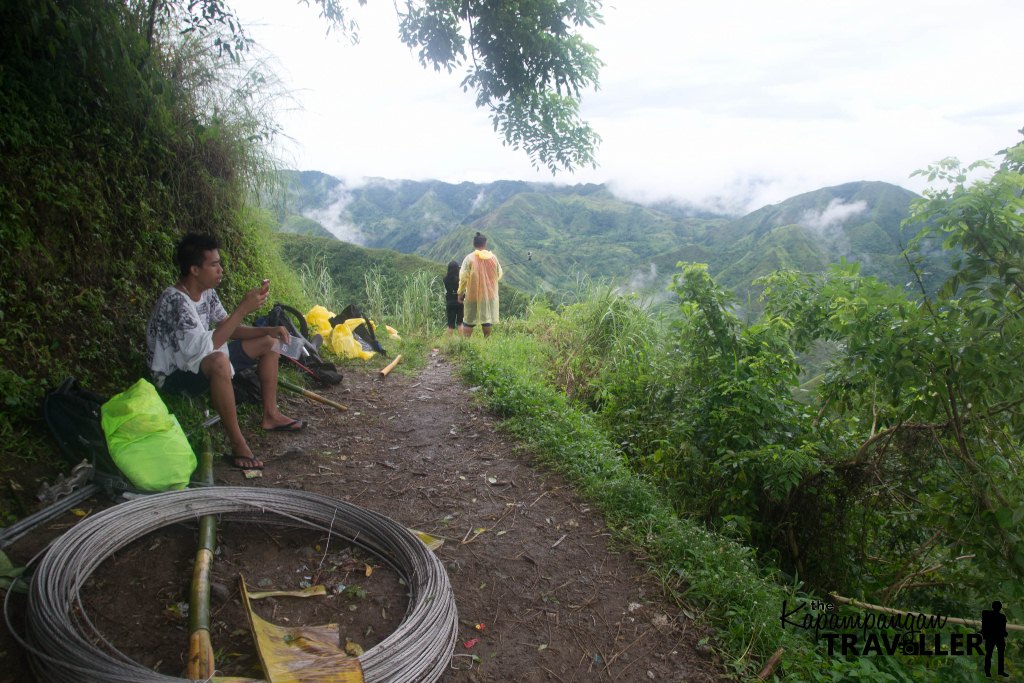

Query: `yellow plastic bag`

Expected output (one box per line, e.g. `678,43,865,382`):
328,318,376,360
305,305,336,339
101,379,196,491
385,325,401,340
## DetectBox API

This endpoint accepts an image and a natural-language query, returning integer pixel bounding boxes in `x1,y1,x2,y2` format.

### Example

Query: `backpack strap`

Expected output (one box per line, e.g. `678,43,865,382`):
270,303,309,339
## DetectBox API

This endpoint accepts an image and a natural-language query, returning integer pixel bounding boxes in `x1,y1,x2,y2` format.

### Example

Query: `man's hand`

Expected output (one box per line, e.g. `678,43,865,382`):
273,326,290,344
239,285,268,315
458,294,465,303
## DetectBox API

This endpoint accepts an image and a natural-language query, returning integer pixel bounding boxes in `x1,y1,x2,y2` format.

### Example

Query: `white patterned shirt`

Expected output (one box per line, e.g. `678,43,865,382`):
146,286,230,386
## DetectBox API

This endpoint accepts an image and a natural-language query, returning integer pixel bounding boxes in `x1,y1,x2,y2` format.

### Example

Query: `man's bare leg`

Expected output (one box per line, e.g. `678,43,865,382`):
241,336,302,431
482,324,492,338
202,352,262,468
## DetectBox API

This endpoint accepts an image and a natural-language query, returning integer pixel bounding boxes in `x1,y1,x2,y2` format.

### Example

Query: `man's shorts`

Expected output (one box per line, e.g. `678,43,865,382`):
161,341,255,397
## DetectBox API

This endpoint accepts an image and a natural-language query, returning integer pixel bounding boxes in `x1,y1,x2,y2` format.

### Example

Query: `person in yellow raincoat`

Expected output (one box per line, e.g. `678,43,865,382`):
458,232,503,337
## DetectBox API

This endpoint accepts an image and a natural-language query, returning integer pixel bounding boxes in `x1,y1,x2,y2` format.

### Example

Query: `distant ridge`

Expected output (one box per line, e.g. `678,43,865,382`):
272,172,946,297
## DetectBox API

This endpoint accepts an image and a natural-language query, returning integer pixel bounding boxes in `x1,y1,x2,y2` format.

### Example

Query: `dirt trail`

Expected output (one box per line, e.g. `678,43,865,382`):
3,354,725,682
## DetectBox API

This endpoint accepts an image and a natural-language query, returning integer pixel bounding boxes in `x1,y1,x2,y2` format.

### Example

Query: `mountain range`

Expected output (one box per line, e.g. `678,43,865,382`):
270,171,948,299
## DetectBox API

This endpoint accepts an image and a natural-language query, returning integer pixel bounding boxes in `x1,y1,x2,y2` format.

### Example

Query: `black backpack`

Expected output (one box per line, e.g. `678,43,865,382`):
232,366,264,406
330,304,388,357
263,303,343,386
41,378,133,493
267,302,310,340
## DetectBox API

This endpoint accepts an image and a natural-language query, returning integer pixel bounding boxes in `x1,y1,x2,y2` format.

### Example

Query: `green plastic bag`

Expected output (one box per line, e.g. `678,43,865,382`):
101,378,196,491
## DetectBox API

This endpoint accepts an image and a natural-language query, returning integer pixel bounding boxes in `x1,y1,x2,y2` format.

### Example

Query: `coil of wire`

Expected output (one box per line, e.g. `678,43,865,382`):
17,486,458,682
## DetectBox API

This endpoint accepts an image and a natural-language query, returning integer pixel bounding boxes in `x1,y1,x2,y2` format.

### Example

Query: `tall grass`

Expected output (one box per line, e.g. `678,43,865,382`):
363,267,444,338
299,251,338,305
531,278,662,402
363,264,388,322
393,270,441,337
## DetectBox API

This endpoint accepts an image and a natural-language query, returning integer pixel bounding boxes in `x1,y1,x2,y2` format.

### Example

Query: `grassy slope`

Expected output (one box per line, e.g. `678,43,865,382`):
0,0,307,517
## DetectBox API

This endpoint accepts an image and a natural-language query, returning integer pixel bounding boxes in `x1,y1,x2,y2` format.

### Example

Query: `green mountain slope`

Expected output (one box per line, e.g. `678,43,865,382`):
717,182,921,279
656,181,950,295
277,234,445,302
279,214,335,238
275,171,725,293
274,172,947,299
276,171,550,251
420,191,722,292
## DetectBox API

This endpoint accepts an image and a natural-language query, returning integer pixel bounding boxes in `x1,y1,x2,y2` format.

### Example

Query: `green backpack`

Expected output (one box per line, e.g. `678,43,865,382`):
101,378,196,491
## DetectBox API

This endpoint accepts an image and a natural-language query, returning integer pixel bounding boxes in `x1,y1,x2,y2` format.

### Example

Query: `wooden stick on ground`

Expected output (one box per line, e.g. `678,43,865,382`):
278,378,348,411
379,354,403,377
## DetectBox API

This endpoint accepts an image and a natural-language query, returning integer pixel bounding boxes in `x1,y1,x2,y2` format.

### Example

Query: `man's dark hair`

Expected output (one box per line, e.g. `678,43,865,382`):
176,233,219,278
473,232,487,249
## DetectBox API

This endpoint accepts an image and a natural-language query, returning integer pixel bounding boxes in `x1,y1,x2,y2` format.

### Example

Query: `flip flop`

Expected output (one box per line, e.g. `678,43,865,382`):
223,454,265,470
264,419,306,433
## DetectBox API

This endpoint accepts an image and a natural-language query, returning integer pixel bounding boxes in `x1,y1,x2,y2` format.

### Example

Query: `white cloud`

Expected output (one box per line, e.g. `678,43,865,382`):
623,263,659,293
801,199,869,233
470,189,487,212
303,185,364,244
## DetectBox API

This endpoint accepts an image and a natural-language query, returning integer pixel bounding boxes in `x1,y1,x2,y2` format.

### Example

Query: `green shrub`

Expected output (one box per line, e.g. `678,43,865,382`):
451,283,1001,681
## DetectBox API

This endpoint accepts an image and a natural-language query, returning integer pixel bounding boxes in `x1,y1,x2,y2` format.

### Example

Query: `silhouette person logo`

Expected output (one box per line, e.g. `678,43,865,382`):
981,601,1009,677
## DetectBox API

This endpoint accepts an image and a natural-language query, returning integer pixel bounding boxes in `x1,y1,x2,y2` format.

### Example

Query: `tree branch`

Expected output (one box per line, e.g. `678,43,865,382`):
145,0,162,47
854,421,948,462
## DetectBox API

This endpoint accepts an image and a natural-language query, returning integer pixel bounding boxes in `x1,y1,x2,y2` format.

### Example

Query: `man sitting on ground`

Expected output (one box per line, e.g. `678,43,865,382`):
146,233,305,470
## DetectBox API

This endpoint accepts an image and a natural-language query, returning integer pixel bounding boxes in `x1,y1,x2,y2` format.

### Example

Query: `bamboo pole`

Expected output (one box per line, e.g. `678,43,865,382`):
278,378,348,411
186,431,216,680
830,594,1024,632
379,354,403,377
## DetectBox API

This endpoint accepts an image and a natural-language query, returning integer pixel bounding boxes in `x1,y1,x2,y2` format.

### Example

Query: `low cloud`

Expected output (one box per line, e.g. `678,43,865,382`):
304,185,365,244
419,209,446,242
615,262,660,295
604,171,821,217
800,199,867,233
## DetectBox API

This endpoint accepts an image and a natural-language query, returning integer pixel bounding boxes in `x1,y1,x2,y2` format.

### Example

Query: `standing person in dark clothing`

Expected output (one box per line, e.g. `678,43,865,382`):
982,601,1009,677
443,260,464,336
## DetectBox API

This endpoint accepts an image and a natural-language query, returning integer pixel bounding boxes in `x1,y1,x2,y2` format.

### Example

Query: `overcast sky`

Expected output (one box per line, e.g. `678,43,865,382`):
233,0,1023,213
